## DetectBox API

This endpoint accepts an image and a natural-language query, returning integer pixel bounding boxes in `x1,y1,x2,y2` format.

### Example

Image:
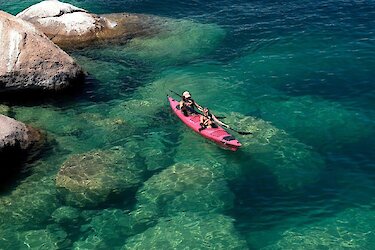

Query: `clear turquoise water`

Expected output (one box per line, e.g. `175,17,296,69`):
1,0,375,249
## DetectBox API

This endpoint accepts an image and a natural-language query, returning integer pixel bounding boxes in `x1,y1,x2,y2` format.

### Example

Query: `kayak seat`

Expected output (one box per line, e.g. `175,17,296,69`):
176,105,181,110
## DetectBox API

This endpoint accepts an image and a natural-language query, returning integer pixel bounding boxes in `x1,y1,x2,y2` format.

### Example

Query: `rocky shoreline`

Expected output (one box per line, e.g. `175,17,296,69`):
16,0,159,48
0,0,163,188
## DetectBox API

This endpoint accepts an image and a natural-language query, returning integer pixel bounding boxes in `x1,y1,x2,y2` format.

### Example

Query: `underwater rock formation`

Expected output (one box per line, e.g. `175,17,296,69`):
250,208,375,249
224,112,325,190
252,95,373,150
18,226,69,249
173,131,243,180
76,208,152,249
123,212,247,249
123,19,226,64
0,10,84,93
0,176,58,230
56,147,145,207
17,0,157,48
52,206,81,225
134,162,234,218
0,104,10,115
76,17,226,68
1,225,68,249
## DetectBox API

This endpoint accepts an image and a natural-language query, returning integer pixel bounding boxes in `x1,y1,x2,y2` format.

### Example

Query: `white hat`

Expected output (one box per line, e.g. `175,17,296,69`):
182,91,191,98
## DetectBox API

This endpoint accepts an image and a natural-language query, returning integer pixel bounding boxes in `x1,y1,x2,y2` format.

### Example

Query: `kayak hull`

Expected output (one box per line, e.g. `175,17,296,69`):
168,96,241,151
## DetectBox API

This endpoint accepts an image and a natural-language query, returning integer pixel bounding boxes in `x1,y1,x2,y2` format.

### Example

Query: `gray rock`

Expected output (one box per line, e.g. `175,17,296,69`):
17,0,157,48
0,114,44,155
56,147,145,207
0,10,84,93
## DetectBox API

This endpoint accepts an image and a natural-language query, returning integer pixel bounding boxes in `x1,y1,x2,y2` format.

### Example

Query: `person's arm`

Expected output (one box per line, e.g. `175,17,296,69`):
194,101,203,112
200,115,204,124
212,114,229,128
179,100,184,108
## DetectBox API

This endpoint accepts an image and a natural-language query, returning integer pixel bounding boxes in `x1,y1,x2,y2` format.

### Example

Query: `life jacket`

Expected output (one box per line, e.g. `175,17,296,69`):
182,98,195,110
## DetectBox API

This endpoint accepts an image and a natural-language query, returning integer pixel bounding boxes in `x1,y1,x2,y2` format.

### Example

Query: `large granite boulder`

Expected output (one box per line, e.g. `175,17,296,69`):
0,114,44,158
0,11,84,93
17,0,157,48
56,147,145,207
0,114,45,186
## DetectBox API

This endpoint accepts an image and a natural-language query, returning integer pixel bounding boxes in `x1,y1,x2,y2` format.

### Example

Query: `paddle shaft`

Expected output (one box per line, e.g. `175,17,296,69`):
226,126,253,135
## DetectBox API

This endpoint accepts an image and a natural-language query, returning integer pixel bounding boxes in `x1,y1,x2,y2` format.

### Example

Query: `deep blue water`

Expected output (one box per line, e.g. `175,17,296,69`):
1,0,375,249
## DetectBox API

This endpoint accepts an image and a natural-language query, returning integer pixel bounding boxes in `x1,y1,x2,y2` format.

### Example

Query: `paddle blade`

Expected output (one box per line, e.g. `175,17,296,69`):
238,131,253,135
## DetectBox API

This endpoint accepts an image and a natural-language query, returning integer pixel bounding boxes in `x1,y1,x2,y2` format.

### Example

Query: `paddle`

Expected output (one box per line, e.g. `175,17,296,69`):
222,124,253,135
168,90,226,119
210,115,253,135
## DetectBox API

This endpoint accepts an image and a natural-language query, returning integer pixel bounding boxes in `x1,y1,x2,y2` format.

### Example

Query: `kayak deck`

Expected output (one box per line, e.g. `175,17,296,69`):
168,96,241,151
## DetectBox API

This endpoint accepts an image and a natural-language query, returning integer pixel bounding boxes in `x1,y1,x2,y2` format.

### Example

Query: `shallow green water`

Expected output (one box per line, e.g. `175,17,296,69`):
1,0,375,249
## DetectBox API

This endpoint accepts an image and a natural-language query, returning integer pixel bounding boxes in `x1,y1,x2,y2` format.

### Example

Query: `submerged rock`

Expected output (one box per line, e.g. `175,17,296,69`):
77,208,151,249
18,226,69,250
72,233,108,249
253,208,375,249
123,212,247,249
253,95,373,150
1,225,68,249
52,206,81,225
134,162,234,219
109,99,160,128
0,104,10,115
17,0,157,48
0,10,84,93
123,18,226,64
0,176,58,229
225,112,325,190
56,147,145,207
174,131,243,180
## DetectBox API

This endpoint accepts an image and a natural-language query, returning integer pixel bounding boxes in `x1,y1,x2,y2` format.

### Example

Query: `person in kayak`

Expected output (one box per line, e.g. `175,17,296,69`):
199,107,228,131
179,91,203,116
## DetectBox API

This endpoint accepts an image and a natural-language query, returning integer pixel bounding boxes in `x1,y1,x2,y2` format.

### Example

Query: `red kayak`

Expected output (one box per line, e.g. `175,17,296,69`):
168,96,241,151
